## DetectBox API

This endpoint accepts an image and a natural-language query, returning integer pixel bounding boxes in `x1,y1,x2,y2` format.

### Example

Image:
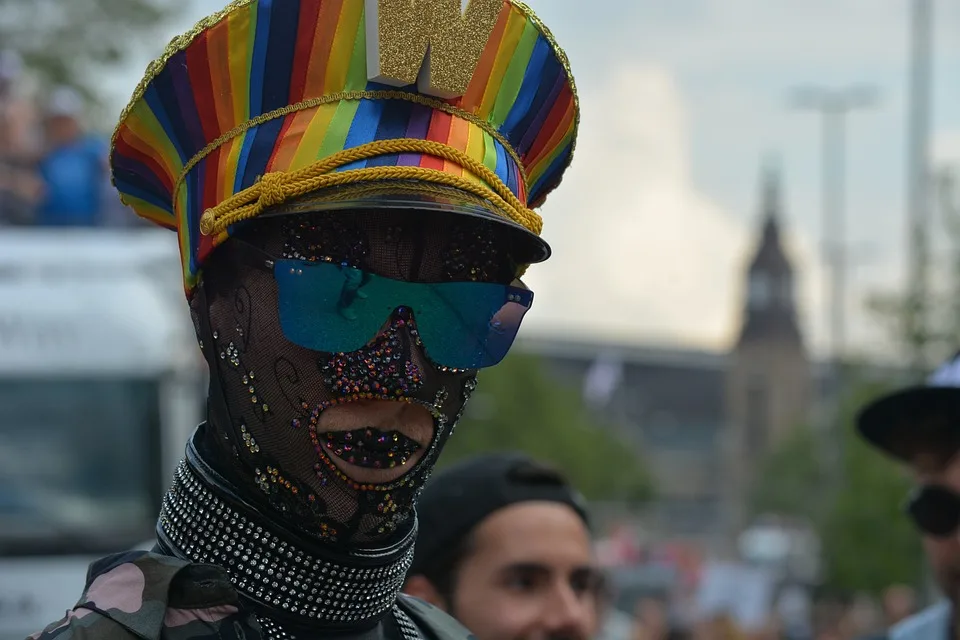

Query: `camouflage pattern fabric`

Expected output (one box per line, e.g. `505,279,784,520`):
27,550,471,640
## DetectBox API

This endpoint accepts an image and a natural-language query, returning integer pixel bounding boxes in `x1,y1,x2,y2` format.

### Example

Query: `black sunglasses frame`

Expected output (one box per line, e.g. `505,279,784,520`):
904,484,960,538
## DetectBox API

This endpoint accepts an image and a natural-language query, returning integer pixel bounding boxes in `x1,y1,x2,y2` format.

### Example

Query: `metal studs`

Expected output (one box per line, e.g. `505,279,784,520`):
159,462,415,629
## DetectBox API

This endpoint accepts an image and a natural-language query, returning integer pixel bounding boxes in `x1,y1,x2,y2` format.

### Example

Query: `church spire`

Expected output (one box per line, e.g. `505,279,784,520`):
761,153,782,223
736,154,802,347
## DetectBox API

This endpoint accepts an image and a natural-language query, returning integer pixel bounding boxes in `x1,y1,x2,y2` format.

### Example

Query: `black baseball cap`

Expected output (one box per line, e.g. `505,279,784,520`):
409,452,589,577
857,352,960,461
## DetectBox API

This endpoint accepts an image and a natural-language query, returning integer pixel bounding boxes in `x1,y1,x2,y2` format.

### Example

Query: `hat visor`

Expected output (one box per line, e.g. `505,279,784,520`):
856,386,960,460
261,180,551,265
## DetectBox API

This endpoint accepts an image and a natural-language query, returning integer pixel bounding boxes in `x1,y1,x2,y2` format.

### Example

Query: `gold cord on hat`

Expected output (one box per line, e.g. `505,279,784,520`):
198,138,542,238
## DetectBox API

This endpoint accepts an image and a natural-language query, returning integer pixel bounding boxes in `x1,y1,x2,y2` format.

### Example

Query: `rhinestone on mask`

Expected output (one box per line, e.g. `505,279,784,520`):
220,341,242,368
307,413,424,493
243,370,269,414
159,461,415,628
321,313,423,399
442,223,509,282
323,428,422,469
281,217,369,267
252,461,335,537
446,376,478,437
240,423,260,454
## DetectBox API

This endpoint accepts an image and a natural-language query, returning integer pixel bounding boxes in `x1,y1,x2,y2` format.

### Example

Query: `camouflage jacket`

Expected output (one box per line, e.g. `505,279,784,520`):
28,551,469,640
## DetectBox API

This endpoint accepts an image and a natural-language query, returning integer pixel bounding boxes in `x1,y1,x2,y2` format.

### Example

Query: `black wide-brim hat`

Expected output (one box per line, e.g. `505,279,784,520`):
857,355,960,460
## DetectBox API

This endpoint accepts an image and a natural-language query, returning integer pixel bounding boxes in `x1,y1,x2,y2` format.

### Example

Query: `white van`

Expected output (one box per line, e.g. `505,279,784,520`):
0,228,205,640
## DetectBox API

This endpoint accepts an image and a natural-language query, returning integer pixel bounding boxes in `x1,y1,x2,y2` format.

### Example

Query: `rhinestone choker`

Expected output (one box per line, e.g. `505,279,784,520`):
158,458,416,630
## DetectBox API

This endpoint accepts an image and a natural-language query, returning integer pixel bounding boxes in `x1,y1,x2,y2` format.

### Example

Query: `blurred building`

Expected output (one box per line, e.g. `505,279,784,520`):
725,162,812,540
518,161,815,554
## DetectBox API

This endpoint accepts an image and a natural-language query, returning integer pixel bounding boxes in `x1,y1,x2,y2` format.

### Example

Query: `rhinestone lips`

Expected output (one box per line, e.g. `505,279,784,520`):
159,461,415,627
323,428,423,469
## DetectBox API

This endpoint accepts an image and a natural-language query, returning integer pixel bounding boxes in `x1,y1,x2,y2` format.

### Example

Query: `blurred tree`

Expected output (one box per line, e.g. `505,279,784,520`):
0,0,186,98
864,165,960,378
747,373,924,595
438,351,655,505
748,423,827,524
819,376,924,594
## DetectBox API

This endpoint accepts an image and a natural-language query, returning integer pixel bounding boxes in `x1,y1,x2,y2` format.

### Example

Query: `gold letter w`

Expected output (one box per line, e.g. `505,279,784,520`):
365,0,503,99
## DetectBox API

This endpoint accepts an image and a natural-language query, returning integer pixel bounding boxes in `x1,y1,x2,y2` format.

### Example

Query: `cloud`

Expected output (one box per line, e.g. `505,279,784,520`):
522,64,828,352
608,0,960,73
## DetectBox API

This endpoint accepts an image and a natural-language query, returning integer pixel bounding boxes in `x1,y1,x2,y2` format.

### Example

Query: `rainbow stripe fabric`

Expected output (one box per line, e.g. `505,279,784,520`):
110,0,579,292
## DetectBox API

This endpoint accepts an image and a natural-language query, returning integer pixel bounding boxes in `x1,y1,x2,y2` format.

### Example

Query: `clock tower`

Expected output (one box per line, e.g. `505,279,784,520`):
725,157,812,537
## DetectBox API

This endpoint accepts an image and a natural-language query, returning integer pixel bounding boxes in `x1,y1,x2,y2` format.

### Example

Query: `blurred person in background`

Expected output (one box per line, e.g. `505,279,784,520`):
880,586,916,628
747,617,783,640
856,352,960,639
28,1,579,640
775,580,813,640
598,589,637,640
632,597,671,640
0,48,42,225
404,452,603,640
857,586,917,640
35,85,107,226
840,594,881,640
691,612,744,640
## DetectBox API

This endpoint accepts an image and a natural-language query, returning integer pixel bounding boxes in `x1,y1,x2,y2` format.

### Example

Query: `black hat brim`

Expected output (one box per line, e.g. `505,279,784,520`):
856,386,960,461
262,180,551,265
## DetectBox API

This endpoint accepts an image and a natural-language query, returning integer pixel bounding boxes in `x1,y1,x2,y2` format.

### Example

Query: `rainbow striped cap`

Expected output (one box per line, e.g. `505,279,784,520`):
110,0,579,293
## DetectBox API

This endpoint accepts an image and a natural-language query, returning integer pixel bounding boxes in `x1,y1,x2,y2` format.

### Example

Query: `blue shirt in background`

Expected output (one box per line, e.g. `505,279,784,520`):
37,135,107,226
889,600,951,640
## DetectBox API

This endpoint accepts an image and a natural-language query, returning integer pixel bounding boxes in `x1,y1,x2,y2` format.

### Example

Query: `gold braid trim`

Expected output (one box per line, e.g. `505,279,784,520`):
198,138,542,237
169,89,528,214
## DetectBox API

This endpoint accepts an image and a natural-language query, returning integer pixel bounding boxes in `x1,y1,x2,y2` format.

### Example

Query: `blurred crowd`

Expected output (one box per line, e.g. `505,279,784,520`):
604,581,919,640
588,522,924,640
0,49,134,228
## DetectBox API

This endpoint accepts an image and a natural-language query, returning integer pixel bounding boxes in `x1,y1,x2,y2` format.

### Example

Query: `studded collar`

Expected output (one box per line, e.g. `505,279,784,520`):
156,435,417,634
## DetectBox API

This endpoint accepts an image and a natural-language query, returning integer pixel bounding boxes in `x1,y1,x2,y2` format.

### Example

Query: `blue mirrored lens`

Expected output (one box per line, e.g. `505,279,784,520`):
273,260,533,369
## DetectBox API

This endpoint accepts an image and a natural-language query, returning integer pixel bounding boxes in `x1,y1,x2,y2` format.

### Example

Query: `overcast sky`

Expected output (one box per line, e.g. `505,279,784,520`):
106,0,960,360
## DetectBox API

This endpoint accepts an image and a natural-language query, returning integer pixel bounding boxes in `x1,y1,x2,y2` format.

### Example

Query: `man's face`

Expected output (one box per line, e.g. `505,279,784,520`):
910,449,960,601
634,598,668,638
449,502,600,640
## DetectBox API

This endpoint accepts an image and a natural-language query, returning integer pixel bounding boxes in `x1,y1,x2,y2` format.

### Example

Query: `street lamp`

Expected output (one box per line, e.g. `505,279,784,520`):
788,84,879,491
788,85,880,366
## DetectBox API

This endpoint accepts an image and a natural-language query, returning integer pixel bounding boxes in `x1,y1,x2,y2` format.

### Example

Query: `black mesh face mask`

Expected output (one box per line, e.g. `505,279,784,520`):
190,208,521,548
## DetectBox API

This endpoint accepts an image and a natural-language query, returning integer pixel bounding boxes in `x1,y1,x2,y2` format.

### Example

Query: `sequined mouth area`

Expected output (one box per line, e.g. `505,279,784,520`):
323,428,423,469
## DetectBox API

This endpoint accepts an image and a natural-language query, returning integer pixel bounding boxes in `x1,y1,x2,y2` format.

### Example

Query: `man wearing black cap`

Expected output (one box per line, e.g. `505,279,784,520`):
856,354,960,639
403,452,602,640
